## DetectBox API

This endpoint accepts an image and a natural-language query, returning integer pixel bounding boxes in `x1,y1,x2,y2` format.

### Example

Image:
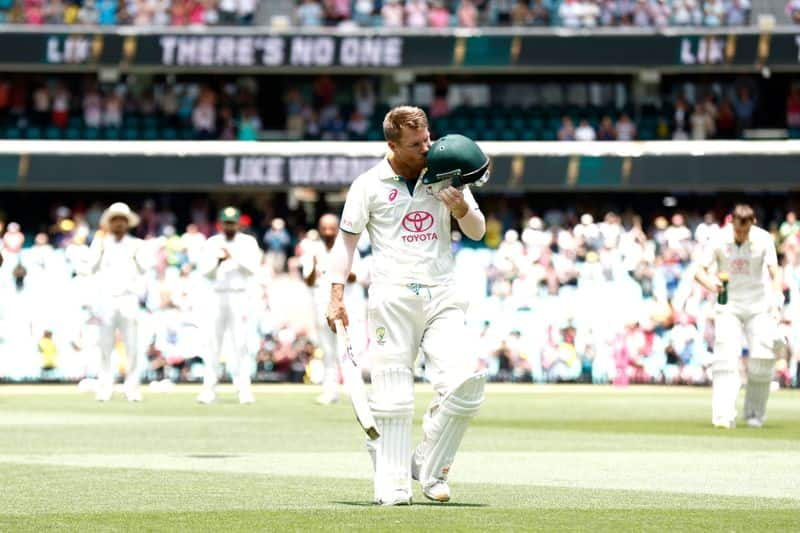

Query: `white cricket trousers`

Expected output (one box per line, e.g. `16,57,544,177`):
368,283,478,391
98,293,140,394
204,290,252,391
712,307,775,424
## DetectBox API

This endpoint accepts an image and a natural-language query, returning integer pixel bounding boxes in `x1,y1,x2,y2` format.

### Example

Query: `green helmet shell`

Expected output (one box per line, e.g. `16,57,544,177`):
421,134,490,188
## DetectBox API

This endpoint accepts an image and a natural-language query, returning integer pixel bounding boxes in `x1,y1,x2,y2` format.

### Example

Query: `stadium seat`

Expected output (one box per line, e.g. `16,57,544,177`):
66,127,81,140
5,126,21,139
142,128,158,140
123,128,139,140
84,127,100,140
45,126,62,140
789,128,800,139
162,128,178,140
68,116,83,130
25,127,42,139
103,128,120,140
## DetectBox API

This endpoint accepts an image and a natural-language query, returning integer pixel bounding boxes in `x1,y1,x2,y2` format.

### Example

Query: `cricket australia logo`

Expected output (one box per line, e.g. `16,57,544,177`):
375,326,387,345
401,210,437,243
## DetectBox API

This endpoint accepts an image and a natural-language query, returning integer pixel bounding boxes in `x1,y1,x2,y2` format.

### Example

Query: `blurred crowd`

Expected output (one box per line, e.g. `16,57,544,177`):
0,0,257,26
0,76,263,140
1,199,799,388
0,0,757,27
294,0,752,28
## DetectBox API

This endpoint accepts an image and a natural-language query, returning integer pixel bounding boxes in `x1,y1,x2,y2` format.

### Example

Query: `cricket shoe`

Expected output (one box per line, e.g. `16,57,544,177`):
712,419,736,429
95,389,113,402
196,389,216,404
239,388,255,405
315,393,339,405
412,452,451,503
376,489,412,506
125,390,143,402
746,417,764,428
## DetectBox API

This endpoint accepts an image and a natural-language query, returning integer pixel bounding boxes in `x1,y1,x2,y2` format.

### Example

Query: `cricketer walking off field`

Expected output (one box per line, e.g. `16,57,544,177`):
86,202,149,403
326,106,489,506
695,204,784,429
196,207,261,405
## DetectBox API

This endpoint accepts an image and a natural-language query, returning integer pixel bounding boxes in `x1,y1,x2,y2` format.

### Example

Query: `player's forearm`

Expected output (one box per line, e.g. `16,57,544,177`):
693,268,717,292
329,232,358,286
768,265,782,294
456,208,486,241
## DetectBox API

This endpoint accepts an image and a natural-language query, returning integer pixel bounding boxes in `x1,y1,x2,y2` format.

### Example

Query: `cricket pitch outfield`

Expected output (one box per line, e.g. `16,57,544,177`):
1,384,798,532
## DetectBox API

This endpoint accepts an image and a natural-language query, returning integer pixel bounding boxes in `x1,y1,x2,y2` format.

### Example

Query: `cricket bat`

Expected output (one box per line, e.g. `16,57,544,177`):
334,320,380,441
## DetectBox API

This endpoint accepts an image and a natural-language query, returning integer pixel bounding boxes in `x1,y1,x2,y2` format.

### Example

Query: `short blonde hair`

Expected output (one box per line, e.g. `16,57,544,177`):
732,204,755,223
383,106,429,142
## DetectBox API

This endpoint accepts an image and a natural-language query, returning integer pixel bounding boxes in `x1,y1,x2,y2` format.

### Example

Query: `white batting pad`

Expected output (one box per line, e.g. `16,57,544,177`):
415,371,486,489
711,359,740,426
744,358,774,422
368,366,414,503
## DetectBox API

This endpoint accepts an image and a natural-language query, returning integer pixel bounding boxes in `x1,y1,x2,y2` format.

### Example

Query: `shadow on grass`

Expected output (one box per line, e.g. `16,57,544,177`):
333,501,488,508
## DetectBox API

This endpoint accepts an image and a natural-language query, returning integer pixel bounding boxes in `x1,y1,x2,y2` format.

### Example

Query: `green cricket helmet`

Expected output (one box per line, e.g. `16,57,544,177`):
421,134,490,189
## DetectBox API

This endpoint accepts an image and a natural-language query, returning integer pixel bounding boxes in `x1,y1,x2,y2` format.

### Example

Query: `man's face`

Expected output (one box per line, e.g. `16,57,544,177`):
389,127,431,172
318,217,338,247
732,217,753,242
109,216,129,235
222,221,239,238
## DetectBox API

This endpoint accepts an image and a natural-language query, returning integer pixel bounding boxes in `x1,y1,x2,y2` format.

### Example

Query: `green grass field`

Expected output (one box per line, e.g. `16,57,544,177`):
1,384,799,532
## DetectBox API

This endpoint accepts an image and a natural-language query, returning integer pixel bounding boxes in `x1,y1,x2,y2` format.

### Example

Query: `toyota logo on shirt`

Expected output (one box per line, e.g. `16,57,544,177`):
402,211,434,233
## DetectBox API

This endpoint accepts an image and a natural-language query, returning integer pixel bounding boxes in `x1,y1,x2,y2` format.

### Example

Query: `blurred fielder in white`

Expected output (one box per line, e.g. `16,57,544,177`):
197,207,261,405
695,204,784,428
86,202,148,402
302,213,366,405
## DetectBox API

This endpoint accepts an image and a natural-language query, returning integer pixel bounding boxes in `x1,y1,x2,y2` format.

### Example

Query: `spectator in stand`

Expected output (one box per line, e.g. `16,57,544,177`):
25,0,45,24
429,0,450,27
3,222,25,255
238,107,262,141
559,0,581,28
787,0,800,23
352,0,374,25
581,0,600,27
530,0,549,25
702,0,723,26
78,0,99,24
346,110,369,140
510,0,531,25
46,0,66,23
726,0,749,26
103,92,123,129
672,0,692,25
51,84,70,129
238,0,256,24
672,96,690,140
558,116,576,141
786,87,800,129
32,84,50,127
715,99,737,138
616,113,637,140
83,87,102,130
458,0,479,27
779,211,800,245
631,0,652,26
191,90,216,139
690,103,714,140
405,0,429,28
597,115,616,141
575,118,596,141
651,0,671,28
733,86,755,133
382,0,404,26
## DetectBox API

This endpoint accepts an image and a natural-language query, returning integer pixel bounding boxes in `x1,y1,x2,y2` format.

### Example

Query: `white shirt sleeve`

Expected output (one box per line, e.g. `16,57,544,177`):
764,234,778,267
339,176,370,235
230,235,261,275
699,238,718,270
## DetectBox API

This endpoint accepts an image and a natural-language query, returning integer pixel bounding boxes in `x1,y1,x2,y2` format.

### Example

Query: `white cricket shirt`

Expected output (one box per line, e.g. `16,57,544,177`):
700,224,777,311
87,234,147,296
198,232,261,292
340,156,479,286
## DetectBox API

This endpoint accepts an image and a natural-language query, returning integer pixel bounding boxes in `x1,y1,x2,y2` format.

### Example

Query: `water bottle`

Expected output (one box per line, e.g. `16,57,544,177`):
717,272,729,305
